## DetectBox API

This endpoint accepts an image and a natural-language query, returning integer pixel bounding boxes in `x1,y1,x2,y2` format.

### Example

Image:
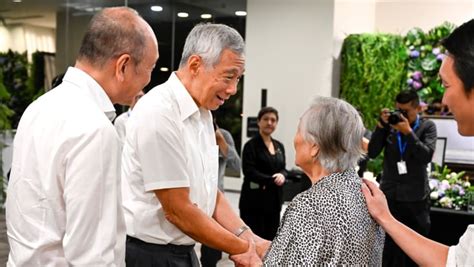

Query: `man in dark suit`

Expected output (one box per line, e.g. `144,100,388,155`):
368,89,437,267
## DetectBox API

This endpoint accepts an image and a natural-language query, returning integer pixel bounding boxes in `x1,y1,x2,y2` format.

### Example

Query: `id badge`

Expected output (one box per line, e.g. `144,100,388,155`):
397,161,407,175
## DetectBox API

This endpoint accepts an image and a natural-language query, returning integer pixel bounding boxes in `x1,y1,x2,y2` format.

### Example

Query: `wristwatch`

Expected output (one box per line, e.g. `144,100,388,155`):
235,225,250,237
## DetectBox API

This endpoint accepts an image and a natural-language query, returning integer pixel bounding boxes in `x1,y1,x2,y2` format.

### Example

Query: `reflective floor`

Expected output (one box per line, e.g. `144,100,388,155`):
0,191,284,266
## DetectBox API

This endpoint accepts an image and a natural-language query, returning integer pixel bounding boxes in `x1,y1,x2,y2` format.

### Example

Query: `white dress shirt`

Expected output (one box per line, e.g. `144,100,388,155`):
446,224,474,267
114,110,130,147
122,72,218,245
6,67,126,267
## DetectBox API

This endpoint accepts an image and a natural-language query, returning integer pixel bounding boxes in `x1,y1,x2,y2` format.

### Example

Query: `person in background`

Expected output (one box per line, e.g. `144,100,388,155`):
239,106,287,241
121,23,265,267
5,7,158,266
368,89,437,267
200,119,241,267
114,90,144,146
362,18,474,267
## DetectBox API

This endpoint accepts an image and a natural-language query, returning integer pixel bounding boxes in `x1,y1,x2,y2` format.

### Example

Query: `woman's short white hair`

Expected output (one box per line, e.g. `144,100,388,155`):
299,96,365,172
179,23,245,68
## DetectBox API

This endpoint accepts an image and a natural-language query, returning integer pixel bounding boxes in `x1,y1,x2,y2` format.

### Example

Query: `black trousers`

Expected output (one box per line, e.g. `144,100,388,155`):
125,236,199,267
240,210,281,240
200,244,222,267
383,198,431,267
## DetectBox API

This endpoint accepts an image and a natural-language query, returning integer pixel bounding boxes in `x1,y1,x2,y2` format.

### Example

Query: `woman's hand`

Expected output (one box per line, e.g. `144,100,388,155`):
272,173,285,186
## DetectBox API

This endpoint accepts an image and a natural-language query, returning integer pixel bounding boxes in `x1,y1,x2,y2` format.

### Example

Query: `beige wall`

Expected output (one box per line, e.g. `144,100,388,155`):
0,24,55,60
240,0,335,177
375,0,474,34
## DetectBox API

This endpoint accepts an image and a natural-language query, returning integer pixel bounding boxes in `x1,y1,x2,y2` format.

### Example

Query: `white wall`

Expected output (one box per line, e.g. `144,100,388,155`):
375,0,474,34
241,0,335,176
0,24,55,60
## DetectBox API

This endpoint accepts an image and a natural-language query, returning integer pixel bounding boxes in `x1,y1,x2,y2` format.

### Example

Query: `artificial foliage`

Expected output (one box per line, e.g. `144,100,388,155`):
340,34,408,130
0,50,34,129
405,22,455,103
0,71,14,130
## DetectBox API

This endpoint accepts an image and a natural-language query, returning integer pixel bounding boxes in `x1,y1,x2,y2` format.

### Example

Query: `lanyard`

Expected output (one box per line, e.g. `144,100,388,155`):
397,115,420,158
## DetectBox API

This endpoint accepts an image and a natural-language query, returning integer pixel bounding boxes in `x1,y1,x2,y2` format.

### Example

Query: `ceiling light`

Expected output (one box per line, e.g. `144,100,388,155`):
151,6,163,12
177,12,189,18
235,11,247,16
201,14,212,19
160,67,169,72
13,0,22,2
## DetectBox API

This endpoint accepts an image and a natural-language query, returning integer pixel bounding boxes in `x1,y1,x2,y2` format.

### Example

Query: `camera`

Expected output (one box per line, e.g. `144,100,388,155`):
388,109,408,125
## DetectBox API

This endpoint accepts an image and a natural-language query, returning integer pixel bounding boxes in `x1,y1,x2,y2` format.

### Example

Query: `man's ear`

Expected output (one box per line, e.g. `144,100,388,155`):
187,55,202,77
115,54,131,82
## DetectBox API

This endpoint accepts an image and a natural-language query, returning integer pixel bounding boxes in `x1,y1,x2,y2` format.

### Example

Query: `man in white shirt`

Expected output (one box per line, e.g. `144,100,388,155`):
122,23,266,266
6,7,158,266
114,90,144,146
362,19,474,267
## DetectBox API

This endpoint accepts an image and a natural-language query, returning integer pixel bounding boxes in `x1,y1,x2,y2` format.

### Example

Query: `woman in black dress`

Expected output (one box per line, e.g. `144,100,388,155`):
239,107,286,240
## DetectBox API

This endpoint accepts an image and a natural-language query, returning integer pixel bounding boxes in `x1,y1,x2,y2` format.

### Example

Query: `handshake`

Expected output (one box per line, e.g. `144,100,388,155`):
229,229,271,267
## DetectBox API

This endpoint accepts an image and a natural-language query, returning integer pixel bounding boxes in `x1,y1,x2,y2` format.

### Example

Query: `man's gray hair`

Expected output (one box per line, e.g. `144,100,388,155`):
179,23,245,68
78,7,147,67
299,96,365,172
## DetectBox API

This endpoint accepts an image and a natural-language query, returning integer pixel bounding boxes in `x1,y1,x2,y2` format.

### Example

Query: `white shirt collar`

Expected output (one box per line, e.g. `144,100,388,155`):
169,72,199,122
63,67,116,121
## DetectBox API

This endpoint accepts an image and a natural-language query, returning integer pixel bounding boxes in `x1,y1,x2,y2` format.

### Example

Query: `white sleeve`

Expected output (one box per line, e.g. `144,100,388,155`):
134,109,190,191
446,246,457,267
63,125,123,266
446,225,474,267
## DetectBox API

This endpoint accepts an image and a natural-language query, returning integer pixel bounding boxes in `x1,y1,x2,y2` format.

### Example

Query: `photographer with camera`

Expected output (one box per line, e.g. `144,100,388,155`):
368,89,437,267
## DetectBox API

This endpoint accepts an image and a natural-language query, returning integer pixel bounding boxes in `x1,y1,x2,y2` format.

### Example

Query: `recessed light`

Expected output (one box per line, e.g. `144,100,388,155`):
201,14,212,19
177,12,189,18
160,67,169,72
13,0,22,2
151,6,163,12
235,11,247,16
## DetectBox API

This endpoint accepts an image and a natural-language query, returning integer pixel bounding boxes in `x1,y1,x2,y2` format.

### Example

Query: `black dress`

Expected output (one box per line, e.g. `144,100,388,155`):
238,133,287,240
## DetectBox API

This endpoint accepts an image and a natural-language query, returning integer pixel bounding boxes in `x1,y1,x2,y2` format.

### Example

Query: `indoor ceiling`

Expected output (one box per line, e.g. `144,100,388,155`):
0,0,246,28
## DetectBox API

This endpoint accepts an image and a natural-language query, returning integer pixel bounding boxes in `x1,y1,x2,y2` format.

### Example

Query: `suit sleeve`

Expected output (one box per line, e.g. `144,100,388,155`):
368,126,390,159
406,120,437,164
242,140,274,183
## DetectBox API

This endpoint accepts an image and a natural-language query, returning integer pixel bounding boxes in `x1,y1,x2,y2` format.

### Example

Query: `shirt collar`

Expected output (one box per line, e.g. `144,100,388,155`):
63,67,116,121
169,72,199,121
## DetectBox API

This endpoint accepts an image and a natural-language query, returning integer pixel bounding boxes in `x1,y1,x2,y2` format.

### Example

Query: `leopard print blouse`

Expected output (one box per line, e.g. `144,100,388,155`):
263,169,385,266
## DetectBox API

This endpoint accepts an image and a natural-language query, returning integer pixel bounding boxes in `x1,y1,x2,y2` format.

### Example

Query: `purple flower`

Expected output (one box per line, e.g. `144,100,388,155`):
437,53,446,61
410,50,420,58
440,180,450,191
412,81,422,90
407,78,414,85
429,179,439,190
411,71,423,81
432,47,441,55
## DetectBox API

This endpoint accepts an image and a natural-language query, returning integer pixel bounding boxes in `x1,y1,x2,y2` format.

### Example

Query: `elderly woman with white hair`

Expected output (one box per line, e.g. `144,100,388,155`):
263,96,385,265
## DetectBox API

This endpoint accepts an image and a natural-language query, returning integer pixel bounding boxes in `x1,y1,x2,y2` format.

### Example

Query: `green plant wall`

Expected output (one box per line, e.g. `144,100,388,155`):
340,34,408,130
0,50,34,129
405,22,455,103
